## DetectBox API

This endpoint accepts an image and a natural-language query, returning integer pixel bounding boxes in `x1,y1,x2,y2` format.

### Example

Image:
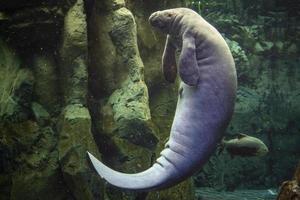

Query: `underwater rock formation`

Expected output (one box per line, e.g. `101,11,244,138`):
0,40,33,122
32,54,60,115
57,0,103,198
277,162,300,200
0,0,103,199
7,123,70,200
58,104,103,199
59,0,88,105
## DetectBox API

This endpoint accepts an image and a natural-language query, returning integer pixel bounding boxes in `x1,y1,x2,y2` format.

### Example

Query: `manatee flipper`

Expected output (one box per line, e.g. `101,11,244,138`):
162,35,177,83
178,32,199,86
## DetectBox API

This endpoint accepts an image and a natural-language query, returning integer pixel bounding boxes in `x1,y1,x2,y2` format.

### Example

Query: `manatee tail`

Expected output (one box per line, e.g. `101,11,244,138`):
87,149,184,191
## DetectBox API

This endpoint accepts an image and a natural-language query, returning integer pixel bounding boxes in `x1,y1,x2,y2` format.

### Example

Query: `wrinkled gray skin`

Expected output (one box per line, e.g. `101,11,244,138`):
87,8,237,191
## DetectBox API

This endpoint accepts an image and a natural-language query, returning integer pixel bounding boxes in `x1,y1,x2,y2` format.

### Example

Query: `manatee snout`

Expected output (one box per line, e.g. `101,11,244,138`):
149,11,164,29
149,12,160,26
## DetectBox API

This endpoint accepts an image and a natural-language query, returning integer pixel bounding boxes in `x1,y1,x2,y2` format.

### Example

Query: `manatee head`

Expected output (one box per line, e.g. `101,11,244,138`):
149,9,181,34
149,8,199,35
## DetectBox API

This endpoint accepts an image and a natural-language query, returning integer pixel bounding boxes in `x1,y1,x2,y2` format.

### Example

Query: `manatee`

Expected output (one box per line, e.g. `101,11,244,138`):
87,8,237,191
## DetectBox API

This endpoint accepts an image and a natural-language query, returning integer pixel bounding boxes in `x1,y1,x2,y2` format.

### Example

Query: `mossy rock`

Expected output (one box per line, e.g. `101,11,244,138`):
1,122,71,199
58,104,103,200
10,152,71,200
32,55,60,115
60,0,88,105
112,137,154,172
147,180,195,200
0,39,34,122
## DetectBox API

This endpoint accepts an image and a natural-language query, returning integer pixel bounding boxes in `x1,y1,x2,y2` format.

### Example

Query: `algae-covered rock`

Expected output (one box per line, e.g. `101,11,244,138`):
31,102,51,126
32,54,60,115
10,127,71,200
0,174,11,200
254,42,265,53
60,0,87,62
0,3,66,52
88,6,147,95
58,104,103,200
277,162,300,200
224,38,252,84
112,137,154,172
0,120,71,199
87,4,163,199
0,39,34,122
96,0,125,11
108,80,158,150
0,0,73,11
286,43,298,55
0,120,40,175
59,0,88,105
88,4,157,154
0,39,69,199
261,41,274,51
147,181,195,200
